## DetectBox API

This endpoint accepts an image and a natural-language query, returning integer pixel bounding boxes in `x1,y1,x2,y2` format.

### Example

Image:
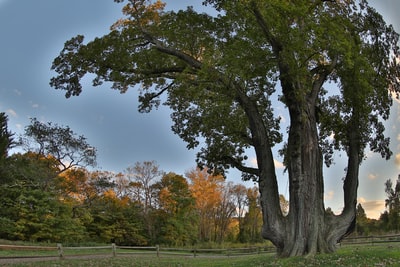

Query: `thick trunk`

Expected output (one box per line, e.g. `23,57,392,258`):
236,73,358,256
279,101,329,256
259,97,358,257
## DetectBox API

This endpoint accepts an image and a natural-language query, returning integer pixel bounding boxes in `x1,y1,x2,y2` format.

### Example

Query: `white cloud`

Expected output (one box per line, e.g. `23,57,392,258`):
395,153,400,167
274,159,284,169
367,173,377,180
249,157,257,167
6,109,17,117
31,103,39,108
325,190,334,201
249,157,284,169
357,197,385,220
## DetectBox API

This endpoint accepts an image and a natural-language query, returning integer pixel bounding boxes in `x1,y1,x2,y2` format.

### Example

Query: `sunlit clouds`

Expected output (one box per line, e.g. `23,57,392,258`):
358,197,385,219
368,173,377,180
395,153,400,168
249,157,284,170
274,159,284,169
324,190,334,201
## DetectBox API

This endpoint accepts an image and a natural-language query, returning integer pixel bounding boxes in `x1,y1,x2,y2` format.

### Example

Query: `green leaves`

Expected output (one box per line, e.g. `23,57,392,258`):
50,0,400,176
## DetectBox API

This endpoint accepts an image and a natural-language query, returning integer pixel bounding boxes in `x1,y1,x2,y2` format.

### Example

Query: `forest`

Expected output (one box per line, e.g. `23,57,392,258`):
0,113,267,246
0,112,399,247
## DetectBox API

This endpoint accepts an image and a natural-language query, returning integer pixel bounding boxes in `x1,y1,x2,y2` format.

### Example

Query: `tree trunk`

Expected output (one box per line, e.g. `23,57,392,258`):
258,94,358,257
279,101,332,256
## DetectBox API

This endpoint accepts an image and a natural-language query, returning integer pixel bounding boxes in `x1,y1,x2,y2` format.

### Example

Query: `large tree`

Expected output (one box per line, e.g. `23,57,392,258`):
50,0,400,256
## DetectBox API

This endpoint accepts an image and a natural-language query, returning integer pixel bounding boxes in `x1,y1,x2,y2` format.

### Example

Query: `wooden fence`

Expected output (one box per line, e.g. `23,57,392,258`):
0,243,276,262
340,234,400,246
1,235,399,262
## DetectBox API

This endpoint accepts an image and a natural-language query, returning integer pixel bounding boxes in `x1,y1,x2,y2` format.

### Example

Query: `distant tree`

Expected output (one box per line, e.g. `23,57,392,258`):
0,152,86,242
20,118,96,173
384,175,400,232
0,112,15,159
186,167,224,242
355,203,369,235
125,161,164,241
50,0,400,256
241,186,263,243
153,172,197,246
231,184,248,242
279,194,289,216
379,211,390,232
214,181,236,243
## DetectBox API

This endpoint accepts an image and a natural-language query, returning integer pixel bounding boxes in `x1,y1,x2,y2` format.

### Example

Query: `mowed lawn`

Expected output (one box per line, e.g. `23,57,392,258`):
3,244,400,267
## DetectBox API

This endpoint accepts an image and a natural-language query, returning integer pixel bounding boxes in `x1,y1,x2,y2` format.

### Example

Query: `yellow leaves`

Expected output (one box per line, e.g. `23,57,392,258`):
187,167,224,212
159,187,177,210
112,0,166,30
103,189,117,199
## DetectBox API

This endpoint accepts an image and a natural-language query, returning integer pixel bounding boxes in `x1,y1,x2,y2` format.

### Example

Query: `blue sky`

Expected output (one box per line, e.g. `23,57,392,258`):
0,0,399,219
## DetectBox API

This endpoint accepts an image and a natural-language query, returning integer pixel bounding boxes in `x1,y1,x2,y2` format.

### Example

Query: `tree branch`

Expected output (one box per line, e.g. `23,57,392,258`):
222,156,259,176
142,31,203,70
249,1,282,56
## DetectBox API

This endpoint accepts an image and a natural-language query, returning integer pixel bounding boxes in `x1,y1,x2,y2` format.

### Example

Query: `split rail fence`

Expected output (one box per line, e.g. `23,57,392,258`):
1,234,400,262
0,243,276,262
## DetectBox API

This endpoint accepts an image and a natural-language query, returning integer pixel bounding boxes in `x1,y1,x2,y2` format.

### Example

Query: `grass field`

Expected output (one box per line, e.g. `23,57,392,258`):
3,244,400,266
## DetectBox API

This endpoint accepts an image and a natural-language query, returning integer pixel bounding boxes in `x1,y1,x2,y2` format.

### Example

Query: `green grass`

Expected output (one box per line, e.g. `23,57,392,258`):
4,244,400,266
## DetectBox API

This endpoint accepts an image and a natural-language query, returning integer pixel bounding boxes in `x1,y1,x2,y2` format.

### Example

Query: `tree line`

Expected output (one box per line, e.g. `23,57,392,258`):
355,175,400,236
0,113,269,245
2,113,400,246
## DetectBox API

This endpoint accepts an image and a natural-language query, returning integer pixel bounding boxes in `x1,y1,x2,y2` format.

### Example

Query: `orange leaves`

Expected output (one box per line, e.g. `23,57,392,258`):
112,0,166,30
187,167,224,212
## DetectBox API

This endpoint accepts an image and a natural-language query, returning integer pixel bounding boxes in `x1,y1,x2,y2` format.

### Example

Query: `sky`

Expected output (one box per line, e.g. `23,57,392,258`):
0,0,399,219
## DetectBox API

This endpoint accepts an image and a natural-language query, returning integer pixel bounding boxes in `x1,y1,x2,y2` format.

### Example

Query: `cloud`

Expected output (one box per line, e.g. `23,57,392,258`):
6,109,17,117
395,153,400,167
325,190,334,201
31,103,39,108
391,91,400,105
358,197,385,220
249,157,284,169
274,159,284,169
367,173,377,180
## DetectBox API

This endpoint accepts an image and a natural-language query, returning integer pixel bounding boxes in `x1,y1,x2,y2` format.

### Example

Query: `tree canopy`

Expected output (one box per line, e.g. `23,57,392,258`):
20,118,97,172
50,0,400,257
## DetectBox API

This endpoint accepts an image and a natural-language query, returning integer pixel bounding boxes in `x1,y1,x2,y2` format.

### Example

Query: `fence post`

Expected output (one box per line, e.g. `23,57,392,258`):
156,245,160,258
112,243,116,257
193,247,197,258
57,243,64,259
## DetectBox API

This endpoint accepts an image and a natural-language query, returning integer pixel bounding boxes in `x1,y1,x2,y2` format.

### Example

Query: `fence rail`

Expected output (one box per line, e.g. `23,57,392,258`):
340,234,400,246
1,235,398,263
0,243,276,262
